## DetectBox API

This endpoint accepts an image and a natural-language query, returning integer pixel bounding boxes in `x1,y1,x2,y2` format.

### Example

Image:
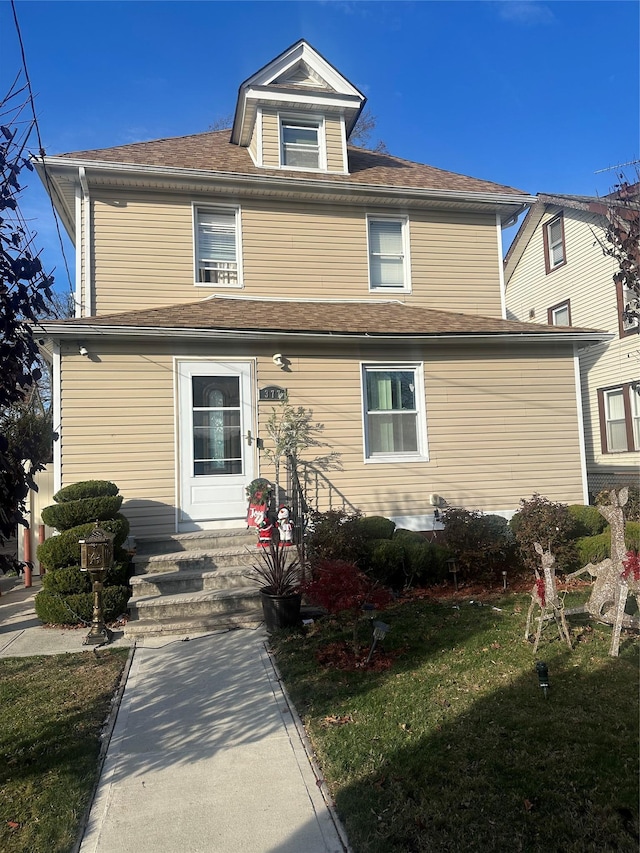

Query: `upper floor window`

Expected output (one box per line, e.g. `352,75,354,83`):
194,206,241,287
280,117,323,169
598,383,639,454
617,281,639,337
543,214,566,274
547,299,571,326
362,364,428,462
367,216,411,291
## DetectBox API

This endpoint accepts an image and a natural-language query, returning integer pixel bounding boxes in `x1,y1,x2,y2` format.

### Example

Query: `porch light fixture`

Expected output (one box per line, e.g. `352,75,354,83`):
272,353,287,369
79,523,114,645
535,661,550,698
79,345,89,357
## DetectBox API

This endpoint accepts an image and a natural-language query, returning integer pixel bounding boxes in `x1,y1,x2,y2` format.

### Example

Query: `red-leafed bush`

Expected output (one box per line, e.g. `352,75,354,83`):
622,550,640,582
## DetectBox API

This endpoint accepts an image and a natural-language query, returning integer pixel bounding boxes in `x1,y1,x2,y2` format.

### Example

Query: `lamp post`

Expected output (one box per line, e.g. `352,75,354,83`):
535,661,550,698
366,620,390,665
79,523,114,645
447,558,458,591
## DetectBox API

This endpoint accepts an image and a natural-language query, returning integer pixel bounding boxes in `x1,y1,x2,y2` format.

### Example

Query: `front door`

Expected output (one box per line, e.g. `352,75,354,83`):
178,361,254,525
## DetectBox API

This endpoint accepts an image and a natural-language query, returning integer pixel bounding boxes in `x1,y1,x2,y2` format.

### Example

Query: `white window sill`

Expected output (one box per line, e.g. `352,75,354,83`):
364,453,429,464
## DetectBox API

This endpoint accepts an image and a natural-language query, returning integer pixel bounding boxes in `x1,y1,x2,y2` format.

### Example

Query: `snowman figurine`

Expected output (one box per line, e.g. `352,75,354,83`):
277,505,293,547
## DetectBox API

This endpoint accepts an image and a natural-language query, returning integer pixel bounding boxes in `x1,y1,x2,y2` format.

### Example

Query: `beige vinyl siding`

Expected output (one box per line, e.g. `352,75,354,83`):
248,121,258,164
325,114,345,172
506,208,639,479
92,191,503,316
261,109,279,168
58,338,584,537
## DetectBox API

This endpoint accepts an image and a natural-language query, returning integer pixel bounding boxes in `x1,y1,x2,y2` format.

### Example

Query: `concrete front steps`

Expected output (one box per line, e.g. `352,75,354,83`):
126,528,264,637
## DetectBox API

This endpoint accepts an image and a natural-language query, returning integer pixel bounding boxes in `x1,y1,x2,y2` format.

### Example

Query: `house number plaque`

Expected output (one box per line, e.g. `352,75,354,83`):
259,385,287,402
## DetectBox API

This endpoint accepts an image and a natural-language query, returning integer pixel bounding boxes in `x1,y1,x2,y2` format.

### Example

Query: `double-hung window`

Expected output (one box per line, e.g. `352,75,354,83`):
194,206,241,286
617,282,639,337
280,118,322,169
547,299,571,326
362,364,428,462
367,216,410,291
543,214,566,274
598,383,639,453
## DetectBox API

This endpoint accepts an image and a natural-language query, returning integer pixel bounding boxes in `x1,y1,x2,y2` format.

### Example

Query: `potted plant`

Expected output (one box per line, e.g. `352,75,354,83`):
249,541,302,632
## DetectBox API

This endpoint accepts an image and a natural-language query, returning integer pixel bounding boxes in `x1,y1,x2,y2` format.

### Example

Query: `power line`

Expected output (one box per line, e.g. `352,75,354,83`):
10,0,74,302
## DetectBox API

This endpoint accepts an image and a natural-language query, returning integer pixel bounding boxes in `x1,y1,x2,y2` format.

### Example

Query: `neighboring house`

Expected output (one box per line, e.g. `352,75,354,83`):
35,40,609,540
504,189,639,500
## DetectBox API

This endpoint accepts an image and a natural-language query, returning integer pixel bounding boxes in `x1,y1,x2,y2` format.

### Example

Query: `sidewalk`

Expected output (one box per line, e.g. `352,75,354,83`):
0,580,349,853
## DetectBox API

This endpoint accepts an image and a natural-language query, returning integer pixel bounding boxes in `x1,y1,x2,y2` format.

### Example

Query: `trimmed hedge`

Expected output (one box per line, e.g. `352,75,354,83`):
366,538,407,587
34,585,130,625
37,515,130,571
53,480,119,503
355,515,396,541
41,565,91,595
568,505,608,538
41,495,124,531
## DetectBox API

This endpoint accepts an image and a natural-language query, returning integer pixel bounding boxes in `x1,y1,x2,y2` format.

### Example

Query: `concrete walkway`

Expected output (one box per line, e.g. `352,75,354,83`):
0,579,349,853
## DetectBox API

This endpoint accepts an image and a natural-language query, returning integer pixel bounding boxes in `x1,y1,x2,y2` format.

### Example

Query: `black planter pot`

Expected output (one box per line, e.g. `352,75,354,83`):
260,588,302,632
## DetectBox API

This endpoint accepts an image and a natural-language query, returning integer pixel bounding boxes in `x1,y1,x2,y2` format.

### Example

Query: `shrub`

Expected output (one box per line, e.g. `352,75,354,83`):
442,508,514,580
34,585,130,625
41,495,123,531
306,509,367,566
393,529,427,546
509,494,577,573
354,515,396,541
37,515,131,571
53,480,119,503
41,565,91,595
568,505,608,538
365,538,408,588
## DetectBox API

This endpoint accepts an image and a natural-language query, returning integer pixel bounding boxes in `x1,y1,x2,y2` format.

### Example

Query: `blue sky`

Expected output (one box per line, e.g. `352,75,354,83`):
3,0,639,300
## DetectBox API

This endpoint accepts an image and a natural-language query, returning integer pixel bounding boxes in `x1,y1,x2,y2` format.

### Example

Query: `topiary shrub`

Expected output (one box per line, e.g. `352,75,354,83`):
306,508,367,566
41,565,91,595
568,505,608,538
509,494,577,573
53,480,119,503
34,585,130,626
354,515,396,541
41,495,123,531
37,515,130,571
442,508,515,580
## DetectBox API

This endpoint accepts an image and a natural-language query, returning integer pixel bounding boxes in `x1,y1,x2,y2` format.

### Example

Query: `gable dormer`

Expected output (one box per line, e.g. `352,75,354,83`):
231,40,365,175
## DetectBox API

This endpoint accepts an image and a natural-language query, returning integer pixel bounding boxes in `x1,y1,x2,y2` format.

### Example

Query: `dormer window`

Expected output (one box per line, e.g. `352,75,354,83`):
280,117,324,170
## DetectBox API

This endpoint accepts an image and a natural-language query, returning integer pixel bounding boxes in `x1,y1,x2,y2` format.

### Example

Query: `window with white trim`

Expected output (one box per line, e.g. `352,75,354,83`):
194,206,241,286
598,383,638,454
367,216,410,291
362,365,428,461
280,117,321,169
618,282,639,336
543,214,566,274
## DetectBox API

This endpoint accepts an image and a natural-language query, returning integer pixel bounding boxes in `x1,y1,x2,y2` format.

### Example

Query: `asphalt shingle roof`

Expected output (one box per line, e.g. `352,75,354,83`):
57,130,525,196
51,297,598,337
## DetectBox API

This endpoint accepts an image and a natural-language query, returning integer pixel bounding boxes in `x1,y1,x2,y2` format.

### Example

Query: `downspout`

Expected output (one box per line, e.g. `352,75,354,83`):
74,183,82,317
496,213,507,319
52,340,62,493
78,167,92,316
573,343,589,505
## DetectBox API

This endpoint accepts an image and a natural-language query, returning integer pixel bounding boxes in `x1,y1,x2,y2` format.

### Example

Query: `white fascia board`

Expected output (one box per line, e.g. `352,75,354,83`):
42,157,537,210
38,324,613,347
244,86,362,111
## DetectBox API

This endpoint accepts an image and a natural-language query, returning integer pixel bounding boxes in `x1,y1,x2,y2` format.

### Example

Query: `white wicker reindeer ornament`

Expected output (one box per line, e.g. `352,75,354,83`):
525,542,572,653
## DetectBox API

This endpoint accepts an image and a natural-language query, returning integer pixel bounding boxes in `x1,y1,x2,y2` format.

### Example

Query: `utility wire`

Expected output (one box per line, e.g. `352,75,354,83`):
10,0,74,304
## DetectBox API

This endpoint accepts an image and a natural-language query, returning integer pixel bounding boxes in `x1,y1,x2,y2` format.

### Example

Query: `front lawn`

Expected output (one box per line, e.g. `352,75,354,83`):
0,649,129,853
271,592,639,852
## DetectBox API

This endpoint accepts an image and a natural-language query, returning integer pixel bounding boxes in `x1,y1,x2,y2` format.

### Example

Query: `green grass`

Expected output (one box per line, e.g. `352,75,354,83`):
271,593,639,853
0,649,129,853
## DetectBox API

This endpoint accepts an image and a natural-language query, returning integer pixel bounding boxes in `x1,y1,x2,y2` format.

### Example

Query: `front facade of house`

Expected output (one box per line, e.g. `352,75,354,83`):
504,193,639,500
37,42,607,539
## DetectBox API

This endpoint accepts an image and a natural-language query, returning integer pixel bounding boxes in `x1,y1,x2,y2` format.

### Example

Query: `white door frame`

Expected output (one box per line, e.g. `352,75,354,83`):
176,359,256,531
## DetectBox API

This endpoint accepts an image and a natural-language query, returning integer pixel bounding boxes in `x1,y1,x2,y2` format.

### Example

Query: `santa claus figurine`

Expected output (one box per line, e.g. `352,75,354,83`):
257,517,274,548
277,505,293,546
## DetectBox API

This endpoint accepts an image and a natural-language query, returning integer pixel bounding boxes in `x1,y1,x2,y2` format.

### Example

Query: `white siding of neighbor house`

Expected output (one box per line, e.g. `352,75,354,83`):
506,207,639,482
58,338,584,537
89,190,503,317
